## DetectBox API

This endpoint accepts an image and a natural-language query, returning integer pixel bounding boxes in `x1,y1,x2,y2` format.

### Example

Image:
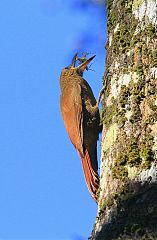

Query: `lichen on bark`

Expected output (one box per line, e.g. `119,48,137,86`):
91,0,157,239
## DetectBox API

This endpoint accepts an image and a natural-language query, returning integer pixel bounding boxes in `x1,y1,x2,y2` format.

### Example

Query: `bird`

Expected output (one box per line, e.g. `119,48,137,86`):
60,53,102,202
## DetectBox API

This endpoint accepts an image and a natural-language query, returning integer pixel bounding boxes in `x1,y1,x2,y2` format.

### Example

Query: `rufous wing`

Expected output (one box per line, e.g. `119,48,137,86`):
60,83,84,156
60,83,99,202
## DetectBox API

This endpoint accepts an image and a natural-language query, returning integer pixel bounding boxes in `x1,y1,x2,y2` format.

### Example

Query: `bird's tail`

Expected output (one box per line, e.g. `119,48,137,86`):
79,150,99,202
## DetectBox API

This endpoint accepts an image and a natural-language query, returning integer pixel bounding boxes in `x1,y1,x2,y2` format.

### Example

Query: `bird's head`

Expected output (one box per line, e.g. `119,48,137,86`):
61,53,96,77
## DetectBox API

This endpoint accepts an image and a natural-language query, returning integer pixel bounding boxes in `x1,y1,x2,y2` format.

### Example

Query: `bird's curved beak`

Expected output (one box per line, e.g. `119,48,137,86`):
77,55,96,72
71,52,78,67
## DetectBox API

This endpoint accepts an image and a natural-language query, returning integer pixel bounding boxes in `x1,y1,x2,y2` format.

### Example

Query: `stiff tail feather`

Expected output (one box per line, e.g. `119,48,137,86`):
80,149,99,202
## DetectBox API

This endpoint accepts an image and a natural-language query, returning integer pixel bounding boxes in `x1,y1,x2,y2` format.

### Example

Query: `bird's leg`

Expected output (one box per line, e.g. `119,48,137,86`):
96,86,105,107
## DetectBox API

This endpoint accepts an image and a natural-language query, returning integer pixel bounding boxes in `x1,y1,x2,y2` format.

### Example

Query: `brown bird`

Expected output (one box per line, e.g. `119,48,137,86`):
60,54,101,202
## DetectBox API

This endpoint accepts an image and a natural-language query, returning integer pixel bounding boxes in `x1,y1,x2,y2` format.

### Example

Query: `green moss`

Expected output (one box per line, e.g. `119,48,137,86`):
106,0,113,11
140,148,153,168
125,1,132,13
96,187,101,199
106,0,118,31
129,80,145,123
147,84,156,96
97,184,132,218
119,85,130,108
107,10,117,30
130,37,138,47
97,180,157,234
147,97,157,111
140,134,154,169
114,85,130,127
148,49,157,68
122,67,130,74
145,24,156,38
112,23,131,54
117,109,127,127
106,0,139,57
152,49,157,67
144,112,157,125
141,45,147,54
97,196,114,218
134,64,143,76
130,106,141,123
103,75,111,101
97,184,133,219
128,140,141,166
132,0,144,11
112,153,128,180
113,183,133,204
102,101,118,127
131,80,145,97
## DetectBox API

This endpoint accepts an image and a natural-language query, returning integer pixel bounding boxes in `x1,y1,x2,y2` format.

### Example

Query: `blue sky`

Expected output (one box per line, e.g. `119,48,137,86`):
0,1,106,239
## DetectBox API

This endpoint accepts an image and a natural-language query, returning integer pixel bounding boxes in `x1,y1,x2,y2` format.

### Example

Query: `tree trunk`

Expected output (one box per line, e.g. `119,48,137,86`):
91,0,157,239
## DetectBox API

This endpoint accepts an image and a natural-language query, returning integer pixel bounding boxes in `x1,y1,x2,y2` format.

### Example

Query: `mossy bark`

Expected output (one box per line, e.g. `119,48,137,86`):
91,0,157,239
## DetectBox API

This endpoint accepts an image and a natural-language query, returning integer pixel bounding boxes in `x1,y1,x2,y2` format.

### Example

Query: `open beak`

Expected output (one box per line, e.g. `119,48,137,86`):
77,55,96,72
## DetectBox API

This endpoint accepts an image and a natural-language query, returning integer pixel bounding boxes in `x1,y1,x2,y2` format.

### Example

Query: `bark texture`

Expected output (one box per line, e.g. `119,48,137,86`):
91,0,157,239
